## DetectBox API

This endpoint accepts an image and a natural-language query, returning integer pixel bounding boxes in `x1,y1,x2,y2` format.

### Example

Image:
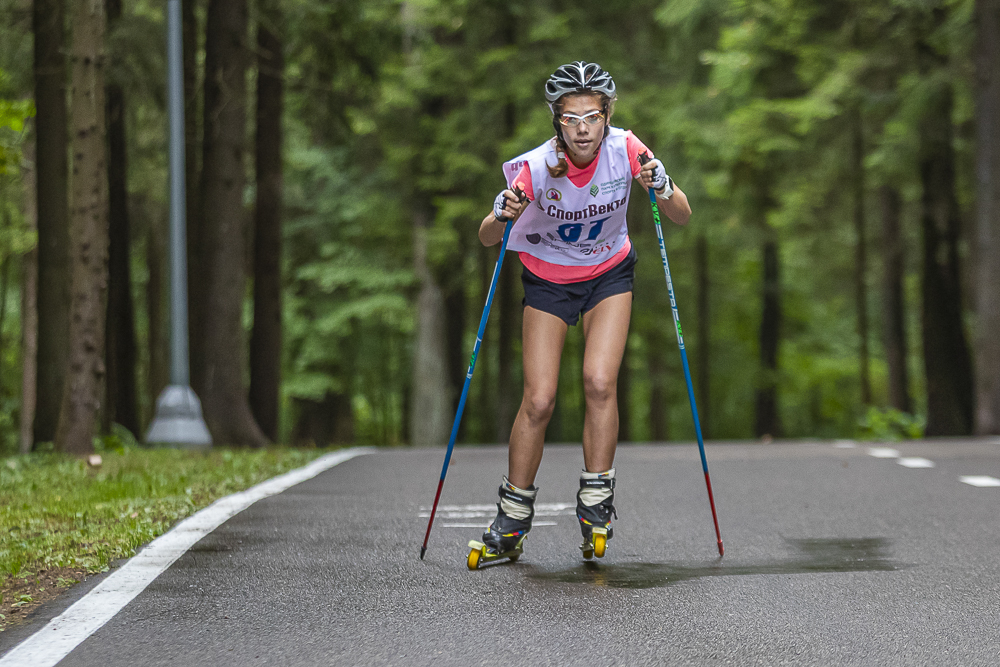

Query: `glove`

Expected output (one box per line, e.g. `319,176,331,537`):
494,189,512,221
493,186,526,221
649,158,674,198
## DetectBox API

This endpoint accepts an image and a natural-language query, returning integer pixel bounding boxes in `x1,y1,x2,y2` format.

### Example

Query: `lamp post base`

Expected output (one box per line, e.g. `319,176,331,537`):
145,385,212,449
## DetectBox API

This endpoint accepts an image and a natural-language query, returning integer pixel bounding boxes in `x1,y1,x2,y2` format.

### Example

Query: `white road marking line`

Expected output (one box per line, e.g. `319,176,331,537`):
0,447,374,667
420,510,574,519
865,447,999,488
420,504,496,512
960,476,1000,488
868,447,901,459
419,502,575,520
443,521,557,528
420,503,575,512
420,512,573,519
898,457,935,468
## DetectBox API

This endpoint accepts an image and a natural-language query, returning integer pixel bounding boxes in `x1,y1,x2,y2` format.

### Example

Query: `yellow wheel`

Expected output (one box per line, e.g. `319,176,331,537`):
593,533,607,558
467,547,482,570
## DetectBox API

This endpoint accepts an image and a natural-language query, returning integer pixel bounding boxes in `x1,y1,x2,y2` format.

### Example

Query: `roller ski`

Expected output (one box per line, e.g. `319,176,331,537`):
467,478,536,570
577,469,617,560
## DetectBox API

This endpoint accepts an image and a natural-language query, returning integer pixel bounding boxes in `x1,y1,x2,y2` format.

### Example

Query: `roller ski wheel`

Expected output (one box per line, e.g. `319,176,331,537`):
577,470,616,561
580,526,609,560
468,478,536,570
466,538,525,570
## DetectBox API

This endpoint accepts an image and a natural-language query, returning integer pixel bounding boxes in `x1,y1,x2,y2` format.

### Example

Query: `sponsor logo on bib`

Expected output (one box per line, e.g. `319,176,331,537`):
590,185,599,197
545,196,627,222
546,188,562,201
598,176,629,196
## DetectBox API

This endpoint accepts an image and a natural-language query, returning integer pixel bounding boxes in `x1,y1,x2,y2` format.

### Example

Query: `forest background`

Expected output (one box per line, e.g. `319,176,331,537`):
0,0,998,456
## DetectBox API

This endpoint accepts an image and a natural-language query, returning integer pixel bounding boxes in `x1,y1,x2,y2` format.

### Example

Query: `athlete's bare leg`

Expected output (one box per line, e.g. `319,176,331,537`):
580,292,632,473
507,306,568,489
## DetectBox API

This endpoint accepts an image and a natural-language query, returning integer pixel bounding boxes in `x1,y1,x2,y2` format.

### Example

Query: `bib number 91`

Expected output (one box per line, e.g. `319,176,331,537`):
557,218,607,243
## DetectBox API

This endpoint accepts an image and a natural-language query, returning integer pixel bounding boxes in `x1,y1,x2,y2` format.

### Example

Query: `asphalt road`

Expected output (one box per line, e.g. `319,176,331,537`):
7,439,1000,665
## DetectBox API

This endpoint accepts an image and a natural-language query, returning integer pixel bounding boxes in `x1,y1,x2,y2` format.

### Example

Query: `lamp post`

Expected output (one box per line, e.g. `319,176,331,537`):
145,0,211,448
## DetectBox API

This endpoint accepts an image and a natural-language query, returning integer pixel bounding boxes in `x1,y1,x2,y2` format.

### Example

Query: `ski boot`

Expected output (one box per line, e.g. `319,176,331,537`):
467,478,536,570
577,469,617,559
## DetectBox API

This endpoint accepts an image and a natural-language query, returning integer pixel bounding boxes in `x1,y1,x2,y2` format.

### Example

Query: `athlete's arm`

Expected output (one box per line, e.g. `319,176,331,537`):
628,133,692,226
480,166,533,246
652,181,691,226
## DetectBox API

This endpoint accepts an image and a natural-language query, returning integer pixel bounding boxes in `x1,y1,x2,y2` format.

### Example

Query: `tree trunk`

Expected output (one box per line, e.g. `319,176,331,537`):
32,0,70,446
918,78,975,436
974,0,1000,434
696,233,710,438
19,139,38,454
103,0,139,438
0,257,9,397
199,0,268,447
495,250,518,444
852,110,871,406
444,269,466,441
145,202,168,423
291,394,353,446
755,238,782,438
185,0,204,395
55,0,108,455
648,331,670,441
410,205,452,447
249,0,284,442
495,98,519,445
476,243,495,442
616,342,631,442
402,3,451,448
879,186,912,413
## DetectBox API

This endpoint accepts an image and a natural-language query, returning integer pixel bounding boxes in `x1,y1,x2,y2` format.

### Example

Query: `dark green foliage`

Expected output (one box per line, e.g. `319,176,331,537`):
0,0,989,450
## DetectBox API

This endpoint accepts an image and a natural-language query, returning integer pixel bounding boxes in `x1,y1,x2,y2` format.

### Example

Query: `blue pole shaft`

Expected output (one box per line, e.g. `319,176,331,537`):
647,187,724,557
420,217,514,559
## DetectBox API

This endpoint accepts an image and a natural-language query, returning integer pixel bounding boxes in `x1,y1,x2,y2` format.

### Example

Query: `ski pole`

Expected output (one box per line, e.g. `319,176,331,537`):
638,152,724,557
420,187,525,560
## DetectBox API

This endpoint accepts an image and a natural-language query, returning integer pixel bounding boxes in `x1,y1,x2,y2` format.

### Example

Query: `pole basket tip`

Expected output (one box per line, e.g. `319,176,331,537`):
718,542,725,557
420,547,426,560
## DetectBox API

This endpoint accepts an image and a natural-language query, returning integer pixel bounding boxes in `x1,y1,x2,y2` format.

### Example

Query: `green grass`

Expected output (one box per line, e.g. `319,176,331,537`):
0,446,331,578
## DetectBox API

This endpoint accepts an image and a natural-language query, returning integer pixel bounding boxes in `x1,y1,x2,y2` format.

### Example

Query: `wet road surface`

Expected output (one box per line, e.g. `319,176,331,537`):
5,439,1000,665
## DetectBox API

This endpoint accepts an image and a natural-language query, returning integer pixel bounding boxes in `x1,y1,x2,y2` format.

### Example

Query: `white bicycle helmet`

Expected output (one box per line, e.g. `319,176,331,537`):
544,61,617,110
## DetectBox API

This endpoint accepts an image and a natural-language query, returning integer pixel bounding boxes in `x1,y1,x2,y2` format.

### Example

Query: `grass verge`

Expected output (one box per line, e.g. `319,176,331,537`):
0,446,331,631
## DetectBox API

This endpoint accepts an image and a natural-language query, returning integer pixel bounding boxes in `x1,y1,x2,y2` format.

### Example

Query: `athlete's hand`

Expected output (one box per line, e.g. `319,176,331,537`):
638,157,671,195
493,186,528,222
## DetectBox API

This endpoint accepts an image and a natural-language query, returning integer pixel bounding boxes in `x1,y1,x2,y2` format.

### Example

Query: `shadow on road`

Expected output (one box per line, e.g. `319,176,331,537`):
528,537,906,589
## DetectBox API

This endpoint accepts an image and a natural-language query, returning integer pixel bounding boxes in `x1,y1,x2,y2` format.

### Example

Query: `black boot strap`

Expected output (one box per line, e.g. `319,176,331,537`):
499,485,536,507
579,477,615,491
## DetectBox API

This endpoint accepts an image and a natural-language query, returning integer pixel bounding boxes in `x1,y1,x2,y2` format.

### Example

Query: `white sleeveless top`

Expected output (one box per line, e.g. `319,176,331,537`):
502,127,632,266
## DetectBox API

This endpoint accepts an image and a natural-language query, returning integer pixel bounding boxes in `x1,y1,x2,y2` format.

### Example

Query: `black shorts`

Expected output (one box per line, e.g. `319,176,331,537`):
521,245,636,326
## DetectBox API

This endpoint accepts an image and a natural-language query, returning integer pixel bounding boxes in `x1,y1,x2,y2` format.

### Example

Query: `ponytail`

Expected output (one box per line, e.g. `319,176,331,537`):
547,131,570,179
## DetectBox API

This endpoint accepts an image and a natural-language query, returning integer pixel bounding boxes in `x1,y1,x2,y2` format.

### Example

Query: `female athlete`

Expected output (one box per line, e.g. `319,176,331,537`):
473,61,691,562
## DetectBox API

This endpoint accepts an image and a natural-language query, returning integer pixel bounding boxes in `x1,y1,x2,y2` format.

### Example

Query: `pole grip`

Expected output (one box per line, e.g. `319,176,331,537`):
495,185,527,222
